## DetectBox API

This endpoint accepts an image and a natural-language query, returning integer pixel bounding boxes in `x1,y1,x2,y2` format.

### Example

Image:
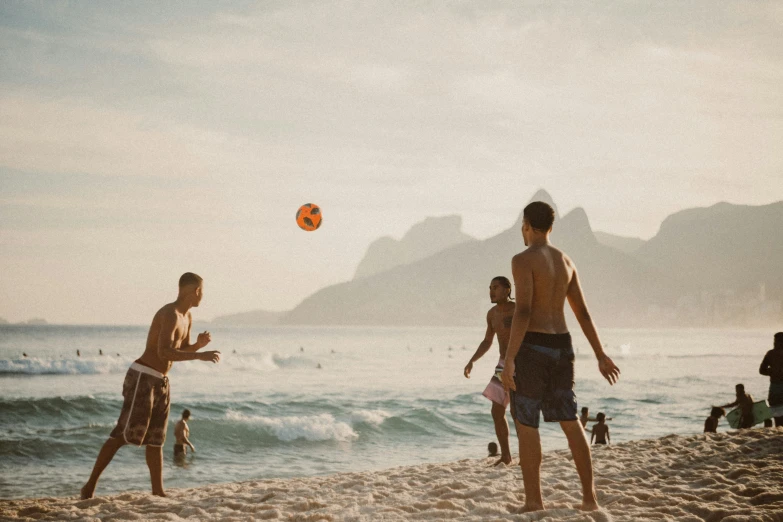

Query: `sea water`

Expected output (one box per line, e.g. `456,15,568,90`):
0,325,774,499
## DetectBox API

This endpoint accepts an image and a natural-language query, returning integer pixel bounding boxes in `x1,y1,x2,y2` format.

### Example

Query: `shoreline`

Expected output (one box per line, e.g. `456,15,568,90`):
2,429,781,521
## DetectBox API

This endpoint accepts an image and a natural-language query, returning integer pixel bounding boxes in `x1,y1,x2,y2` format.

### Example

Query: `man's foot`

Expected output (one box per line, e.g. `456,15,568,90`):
579,501,600,511
80,483,95,500
492,455,512,466
522,503,545,512
152,490,167,498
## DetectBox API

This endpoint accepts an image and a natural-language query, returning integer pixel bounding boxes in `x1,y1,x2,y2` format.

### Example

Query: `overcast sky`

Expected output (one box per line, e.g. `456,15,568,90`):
1,1,782,324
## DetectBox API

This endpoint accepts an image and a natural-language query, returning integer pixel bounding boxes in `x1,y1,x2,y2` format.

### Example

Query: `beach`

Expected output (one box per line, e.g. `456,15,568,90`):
2,428,781,521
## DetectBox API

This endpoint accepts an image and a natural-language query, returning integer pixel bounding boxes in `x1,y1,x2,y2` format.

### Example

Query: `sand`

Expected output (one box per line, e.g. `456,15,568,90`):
2,428,782,521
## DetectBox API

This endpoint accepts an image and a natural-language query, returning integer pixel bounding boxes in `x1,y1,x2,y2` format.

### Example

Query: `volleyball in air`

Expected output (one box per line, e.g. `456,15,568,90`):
296,203,322,231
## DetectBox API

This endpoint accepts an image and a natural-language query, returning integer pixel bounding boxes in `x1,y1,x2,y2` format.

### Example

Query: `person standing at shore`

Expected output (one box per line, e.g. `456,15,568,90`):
500,201,620,513
759,332,783,427
590,413,610,445
174,409,196,458
81,273,221,499
464,277,516,466
704,407,725,433
718,384,755,429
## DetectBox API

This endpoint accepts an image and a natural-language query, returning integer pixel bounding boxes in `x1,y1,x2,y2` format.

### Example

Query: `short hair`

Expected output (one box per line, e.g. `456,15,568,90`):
487,442,498,454
179,272,203,288
523,201,555,232
775,332,783,349
581,407,589,413
710,407,725,418
491,276,511,289
182,409,191,419
596,412,606,422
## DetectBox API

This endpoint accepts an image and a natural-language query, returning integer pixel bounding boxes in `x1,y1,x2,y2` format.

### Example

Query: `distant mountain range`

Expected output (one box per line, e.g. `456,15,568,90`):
213,191,783,328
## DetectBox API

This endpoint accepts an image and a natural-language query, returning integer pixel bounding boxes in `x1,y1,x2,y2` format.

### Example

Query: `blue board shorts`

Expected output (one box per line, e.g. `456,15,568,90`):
510,332,578,428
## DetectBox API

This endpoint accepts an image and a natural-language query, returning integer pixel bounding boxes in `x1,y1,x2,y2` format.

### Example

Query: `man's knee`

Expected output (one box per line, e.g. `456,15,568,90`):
491,403,506,418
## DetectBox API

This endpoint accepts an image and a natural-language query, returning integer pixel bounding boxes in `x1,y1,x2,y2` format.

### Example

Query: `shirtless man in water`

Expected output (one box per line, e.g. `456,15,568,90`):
464,277,515,465
500,202,620,512
81,273,221,499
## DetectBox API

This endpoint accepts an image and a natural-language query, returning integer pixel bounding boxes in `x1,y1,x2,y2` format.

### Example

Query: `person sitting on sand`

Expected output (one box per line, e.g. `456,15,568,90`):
759,332,783,427
488,442,499,457
464,277,516,466
500,201,620,513
590,413,610,445
81,273,221,499
717,384,755,429
704,407,725,433
174,409,195,457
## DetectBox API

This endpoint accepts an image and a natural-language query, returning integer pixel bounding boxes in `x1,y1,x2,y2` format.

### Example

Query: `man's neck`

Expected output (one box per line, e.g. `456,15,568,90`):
528,235,550,247
173,298,192,314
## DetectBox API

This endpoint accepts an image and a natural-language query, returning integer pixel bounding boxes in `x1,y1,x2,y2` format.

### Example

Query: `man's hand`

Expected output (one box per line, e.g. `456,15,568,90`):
464,361,473,378
195,331,212,349
188,443,196,452
500,361,516,391
598,354,620,385
198,350,221,363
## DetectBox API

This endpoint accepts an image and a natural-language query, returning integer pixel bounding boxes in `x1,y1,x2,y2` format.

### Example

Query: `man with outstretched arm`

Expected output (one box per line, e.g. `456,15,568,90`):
81,272,221,499
464,276,515,466
500,202,620,513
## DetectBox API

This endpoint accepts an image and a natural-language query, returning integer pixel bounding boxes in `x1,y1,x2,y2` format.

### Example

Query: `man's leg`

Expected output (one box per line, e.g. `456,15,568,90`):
146,445,165,497
81,437,125,499
560,420,599,511
514,420,544,512
491,402,512,465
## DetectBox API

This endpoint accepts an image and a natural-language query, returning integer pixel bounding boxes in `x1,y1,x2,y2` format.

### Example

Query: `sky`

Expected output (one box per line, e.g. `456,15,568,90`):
1,1,782,324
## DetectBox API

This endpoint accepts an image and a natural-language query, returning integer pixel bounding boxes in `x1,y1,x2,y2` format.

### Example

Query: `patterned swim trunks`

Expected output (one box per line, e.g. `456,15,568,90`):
482,357,510,407
510,332,577,428
109,362,171,447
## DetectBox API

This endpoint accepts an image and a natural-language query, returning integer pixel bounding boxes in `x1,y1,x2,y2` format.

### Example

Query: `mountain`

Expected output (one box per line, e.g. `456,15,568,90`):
282,190,685,327
20,318,48,325
353,215,475,279
594,232,646,254
0,317,8,325
211,309,287,326
636,201,783,299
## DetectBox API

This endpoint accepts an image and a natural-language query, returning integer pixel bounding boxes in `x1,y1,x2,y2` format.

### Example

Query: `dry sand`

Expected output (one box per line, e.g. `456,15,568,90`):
2,428,782,521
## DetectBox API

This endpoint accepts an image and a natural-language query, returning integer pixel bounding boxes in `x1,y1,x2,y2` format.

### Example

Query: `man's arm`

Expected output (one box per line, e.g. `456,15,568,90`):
718,400,738,409
500,253,534,391
606,426,610,444
157,312,219,362
566,266,620,385
759,352,771,376
180,313,212,353
464,313,495,378
590,430,596,443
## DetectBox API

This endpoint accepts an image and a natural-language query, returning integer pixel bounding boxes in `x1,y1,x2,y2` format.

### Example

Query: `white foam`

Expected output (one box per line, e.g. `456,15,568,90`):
225,411,358,442
350,409,391,426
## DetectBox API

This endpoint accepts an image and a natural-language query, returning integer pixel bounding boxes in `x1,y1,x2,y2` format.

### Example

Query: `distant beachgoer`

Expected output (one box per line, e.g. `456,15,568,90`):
704,407,725,433
488,442,499,457
300,346,304,352
23,353,28,358
316,363,322,369
464,276,515,466
81,272,221,499
174,409,195,457
580,407,611,431
590,413,610,445
99,349,103,356
718,384,755,429
500,201,620,513
759,332,783,427
77,350,81,357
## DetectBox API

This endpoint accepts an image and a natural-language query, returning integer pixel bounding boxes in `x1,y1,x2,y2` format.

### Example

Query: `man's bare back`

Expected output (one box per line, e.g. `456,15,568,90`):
515,244,573,335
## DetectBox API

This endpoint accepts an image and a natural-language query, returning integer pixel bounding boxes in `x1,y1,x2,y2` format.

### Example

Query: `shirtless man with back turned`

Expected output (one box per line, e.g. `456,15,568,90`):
81,272,221,499
464,276,515,465
500,202,620,512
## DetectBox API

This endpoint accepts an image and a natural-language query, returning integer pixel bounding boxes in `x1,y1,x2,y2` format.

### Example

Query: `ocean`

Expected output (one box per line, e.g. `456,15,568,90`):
0,325,775,500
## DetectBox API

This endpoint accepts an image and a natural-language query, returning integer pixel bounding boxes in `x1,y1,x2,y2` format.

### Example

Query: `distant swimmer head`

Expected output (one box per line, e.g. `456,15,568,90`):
488,442,499,456
489,276,512,303
522,201,555,245
178,272,204,307
710,407,725,418
581,407,589,415
735,383,745,395
596,412,606,422
775,332,783,350
182,409,191,420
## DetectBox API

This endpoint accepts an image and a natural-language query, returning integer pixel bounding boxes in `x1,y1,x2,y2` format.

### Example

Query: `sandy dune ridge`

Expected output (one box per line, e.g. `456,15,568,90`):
2,428,781,521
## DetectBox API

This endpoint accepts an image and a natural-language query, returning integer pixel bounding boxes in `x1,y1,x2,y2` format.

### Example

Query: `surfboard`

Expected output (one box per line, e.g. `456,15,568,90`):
726,400,771,429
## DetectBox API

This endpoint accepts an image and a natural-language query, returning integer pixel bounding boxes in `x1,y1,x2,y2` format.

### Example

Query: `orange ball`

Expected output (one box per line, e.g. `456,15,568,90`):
296,203,322,231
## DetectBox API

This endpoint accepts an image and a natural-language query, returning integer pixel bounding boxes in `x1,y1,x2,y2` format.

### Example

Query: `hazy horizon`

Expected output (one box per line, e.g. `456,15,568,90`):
1,1,782,324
